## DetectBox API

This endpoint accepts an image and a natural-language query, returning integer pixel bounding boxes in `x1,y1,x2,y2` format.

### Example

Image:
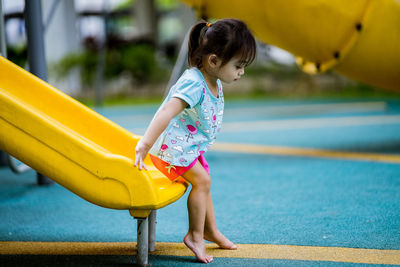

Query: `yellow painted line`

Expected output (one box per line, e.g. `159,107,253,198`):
212,142,400,164
0,242,399,265
0,241,136,256
155,243,400,265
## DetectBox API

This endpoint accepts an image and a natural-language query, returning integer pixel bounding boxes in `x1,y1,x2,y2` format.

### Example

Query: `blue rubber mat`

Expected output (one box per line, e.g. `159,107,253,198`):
1,99,399,266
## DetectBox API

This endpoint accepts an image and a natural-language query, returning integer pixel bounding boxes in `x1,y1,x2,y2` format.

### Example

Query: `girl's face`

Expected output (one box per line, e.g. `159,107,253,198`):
217,57,246,84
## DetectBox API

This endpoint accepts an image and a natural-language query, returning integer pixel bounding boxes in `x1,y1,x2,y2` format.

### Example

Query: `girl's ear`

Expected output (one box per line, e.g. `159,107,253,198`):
207,54,221,68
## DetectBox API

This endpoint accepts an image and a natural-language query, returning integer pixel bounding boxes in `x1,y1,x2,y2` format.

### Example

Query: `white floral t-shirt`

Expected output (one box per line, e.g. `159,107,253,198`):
149,67,224,167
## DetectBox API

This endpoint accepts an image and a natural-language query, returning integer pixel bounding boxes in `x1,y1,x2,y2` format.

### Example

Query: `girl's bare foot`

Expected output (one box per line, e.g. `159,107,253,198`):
184,233,214,263
204,230,237,250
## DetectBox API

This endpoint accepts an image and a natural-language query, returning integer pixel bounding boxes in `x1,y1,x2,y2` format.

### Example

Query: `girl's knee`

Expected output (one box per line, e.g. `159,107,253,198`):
193,174,211,192
183,162,211,191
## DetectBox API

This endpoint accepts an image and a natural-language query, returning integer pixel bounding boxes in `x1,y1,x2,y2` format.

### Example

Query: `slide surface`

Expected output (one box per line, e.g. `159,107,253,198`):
182,0,400,91
0,56,187,216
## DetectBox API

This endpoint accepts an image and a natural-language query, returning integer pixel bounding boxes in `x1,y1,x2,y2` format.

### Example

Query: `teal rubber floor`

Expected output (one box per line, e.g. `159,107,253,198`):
1,98,399,266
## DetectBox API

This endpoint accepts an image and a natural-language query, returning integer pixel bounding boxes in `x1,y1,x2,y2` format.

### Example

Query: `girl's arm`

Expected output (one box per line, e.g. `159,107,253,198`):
134,97,187,170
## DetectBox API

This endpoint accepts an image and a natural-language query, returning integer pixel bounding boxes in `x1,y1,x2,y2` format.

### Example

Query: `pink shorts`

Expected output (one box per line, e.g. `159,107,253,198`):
150,152,209,182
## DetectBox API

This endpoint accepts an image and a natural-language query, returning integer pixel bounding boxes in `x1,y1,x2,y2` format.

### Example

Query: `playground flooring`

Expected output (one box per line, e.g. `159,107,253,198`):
1,98,399,266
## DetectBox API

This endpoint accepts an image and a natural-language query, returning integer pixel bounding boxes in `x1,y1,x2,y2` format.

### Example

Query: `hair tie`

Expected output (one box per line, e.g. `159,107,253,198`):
199,23,210,44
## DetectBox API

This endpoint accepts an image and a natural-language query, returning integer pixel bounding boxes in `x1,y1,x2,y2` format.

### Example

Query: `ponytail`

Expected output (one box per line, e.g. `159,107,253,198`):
188,21,208,68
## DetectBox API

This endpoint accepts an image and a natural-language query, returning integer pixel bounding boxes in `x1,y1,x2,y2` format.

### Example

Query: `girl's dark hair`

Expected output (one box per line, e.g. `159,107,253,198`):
188,18,257,68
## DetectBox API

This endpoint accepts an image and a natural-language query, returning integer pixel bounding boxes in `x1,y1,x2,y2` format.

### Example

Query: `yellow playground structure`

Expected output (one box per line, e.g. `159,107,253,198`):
0,55,188,215
183,0,400,91
0,56,188,265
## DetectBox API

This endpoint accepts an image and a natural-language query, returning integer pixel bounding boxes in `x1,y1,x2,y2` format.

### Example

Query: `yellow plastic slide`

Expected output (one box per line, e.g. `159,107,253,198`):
182,0,400,91
0,56,187,218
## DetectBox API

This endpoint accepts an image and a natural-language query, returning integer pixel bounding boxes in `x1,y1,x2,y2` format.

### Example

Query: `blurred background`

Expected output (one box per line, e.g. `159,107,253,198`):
2,0,400,107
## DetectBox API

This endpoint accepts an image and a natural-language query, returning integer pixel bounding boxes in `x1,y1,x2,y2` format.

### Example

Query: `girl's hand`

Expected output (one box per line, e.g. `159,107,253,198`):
134,139,150,171
134,98,186,171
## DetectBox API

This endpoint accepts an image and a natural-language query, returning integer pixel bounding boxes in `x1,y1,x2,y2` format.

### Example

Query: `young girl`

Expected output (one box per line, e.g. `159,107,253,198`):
135,18,256,263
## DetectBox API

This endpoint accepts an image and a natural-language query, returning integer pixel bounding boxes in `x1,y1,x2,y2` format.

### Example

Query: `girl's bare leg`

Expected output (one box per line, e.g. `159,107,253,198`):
203,192,237,249
182,162,213,263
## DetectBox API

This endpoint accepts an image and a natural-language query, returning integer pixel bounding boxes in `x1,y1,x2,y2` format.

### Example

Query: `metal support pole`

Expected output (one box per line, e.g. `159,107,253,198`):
148,210,157,252
0,0,9,167
0,152,7,167
25,0,47,80
25,0,53,185
137,217,149,266
0,0,6,57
